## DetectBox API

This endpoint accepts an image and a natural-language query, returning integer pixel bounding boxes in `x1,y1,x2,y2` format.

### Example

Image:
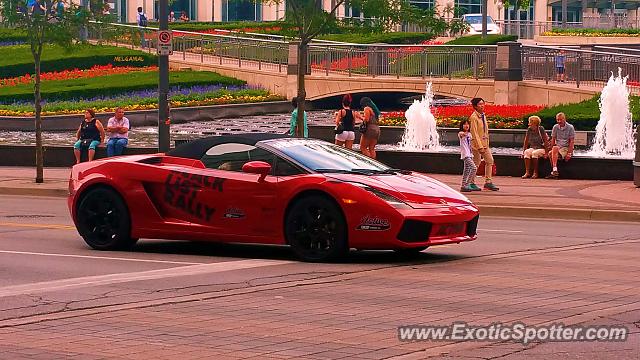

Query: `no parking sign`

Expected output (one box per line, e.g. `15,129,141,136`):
158,30,173,56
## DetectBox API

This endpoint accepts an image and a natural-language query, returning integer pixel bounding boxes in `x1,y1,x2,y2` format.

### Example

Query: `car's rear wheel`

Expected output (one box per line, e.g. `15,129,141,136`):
76,187,136,250
285,195,347,262
394,246,428,257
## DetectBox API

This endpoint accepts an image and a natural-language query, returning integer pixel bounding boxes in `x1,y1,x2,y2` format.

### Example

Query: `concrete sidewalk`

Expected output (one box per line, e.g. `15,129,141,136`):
1,167,639,221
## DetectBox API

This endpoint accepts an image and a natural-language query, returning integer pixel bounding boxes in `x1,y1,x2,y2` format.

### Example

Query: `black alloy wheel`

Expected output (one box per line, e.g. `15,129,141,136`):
76,187,136,250
285,195,347,262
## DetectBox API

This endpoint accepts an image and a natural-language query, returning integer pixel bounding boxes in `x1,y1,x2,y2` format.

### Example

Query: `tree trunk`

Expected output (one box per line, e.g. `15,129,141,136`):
295,41,308,138
34,52,44,183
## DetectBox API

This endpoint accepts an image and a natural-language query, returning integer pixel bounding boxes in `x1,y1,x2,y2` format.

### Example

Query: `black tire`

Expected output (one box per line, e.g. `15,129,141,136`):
285,195,348,262
394,247,428,257
76,187,136,250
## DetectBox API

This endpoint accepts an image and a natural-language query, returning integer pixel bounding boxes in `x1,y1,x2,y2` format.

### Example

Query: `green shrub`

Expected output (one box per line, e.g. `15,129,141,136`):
166,21,286,32
446,34,518,45
318,32,434,44
0,71,244,103
531,95,640,131
0,28,28,43
0,44,157,78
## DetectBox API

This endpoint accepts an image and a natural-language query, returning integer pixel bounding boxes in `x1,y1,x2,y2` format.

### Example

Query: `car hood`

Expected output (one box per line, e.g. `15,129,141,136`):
326,172,473,209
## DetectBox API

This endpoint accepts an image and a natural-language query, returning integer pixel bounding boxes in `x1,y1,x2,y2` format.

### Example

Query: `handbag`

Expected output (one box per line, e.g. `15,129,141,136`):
334,122,344,134
538,126,551,153
476,160,497,177
359,121,368,134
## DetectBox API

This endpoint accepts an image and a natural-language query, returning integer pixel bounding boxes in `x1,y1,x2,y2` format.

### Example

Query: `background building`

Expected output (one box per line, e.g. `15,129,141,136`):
87,0,638,28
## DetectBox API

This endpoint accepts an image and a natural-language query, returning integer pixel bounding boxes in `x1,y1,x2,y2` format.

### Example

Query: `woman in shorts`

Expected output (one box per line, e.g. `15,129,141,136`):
334,94,360,149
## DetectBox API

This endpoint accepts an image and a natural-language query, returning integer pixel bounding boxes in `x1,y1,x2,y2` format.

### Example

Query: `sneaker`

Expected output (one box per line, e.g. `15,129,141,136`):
460,186,473,192
545,170,559,179
469,184,481,191
483,183,499,191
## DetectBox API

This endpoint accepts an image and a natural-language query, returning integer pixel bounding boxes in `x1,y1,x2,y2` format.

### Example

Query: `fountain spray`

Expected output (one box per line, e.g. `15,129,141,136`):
399,83,440,151
591,68,636,158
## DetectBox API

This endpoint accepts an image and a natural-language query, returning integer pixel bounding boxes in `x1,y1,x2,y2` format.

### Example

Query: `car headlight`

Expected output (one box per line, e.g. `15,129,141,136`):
348,182,411,209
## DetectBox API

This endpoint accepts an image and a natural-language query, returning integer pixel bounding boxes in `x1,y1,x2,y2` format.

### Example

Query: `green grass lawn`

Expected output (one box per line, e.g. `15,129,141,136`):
0,44,157,78
0,70,244,103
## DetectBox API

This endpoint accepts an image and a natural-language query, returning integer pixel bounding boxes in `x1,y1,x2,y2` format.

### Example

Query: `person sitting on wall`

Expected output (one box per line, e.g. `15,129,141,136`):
73,109,105,164
179,10,189,22
106,107,130,157
521,115,550,179
546,112,575,179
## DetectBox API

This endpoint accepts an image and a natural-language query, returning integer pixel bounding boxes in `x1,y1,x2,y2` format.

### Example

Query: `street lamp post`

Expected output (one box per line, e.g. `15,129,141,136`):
482,0,488,38
158,0,170,152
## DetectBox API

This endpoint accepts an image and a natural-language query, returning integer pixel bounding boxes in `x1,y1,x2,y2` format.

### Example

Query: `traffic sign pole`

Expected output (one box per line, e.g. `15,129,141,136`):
158,0,170,153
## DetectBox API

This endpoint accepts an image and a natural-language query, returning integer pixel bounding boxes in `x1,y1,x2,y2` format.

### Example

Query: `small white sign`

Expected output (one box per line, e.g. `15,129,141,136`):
574,131,588,146
157,30,173,56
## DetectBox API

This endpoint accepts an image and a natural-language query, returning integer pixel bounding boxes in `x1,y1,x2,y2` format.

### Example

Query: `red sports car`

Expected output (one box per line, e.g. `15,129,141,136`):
68,134,479,262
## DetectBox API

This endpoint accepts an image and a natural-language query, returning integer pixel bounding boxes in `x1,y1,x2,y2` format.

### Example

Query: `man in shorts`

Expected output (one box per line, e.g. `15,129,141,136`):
547,112,575,179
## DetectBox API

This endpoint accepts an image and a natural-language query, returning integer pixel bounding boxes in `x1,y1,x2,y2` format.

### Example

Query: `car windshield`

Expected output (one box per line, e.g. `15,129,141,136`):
262,139,391,174
464,15,495,25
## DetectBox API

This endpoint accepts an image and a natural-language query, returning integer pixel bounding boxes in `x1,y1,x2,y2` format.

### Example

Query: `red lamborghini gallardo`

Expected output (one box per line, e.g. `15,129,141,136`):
68,134,479,262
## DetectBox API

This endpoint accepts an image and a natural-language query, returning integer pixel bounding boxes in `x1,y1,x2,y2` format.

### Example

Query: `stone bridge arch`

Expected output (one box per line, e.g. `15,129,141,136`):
302,76,496,103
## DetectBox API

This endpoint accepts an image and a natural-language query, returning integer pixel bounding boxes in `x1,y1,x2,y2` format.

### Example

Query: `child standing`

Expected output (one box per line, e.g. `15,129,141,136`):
459,120,479,192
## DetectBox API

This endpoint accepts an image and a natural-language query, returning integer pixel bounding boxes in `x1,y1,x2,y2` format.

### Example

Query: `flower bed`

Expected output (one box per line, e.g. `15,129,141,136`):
0,86,284,116
0,64,157,87
379,104,545,129
543,28,640,37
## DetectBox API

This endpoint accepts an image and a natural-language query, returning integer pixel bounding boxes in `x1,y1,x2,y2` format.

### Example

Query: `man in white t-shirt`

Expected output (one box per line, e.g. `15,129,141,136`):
106,108,130,157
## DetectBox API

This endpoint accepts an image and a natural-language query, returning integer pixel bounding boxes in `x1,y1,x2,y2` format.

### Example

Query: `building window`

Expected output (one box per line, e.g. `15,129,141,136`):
409,0,434,10
154,0,196,21
455,0,482,15
222,0,263,21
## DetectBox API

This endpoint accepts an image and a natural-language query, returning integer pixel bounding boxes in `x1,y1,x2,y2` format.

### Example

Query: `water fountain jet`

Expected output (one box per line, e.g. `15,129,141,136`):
399,83,440,151
590,68,636,158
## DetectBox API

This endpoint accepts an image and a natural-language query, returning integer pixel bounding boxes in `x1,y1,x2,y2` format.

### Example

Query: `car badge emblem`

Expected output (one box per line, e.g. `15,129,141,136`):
439,199,447,205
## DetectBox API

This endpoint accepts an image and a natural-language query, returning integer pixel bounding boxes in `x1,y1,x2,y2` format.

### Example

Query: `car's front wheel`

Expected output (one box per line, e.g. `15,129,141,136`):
285,195,347,262
76,187,137,250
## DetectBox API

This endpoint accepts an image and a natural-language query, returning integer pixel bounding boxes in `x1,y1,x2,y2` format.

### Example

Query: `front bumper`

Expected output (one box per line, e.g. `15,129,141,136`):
348,204,479,250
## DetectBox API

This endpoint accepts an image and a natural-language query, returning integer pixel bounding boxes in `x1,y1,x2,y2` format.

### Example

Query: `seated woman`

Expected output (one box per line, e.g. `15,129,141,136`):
73,109,105,164
179,11,189,22
521,115,549,179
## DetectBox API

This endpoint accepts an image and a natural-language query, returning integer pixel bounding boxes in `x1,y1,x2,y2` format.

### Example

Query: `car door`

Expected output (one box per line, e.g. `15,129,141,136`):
198,143,280,241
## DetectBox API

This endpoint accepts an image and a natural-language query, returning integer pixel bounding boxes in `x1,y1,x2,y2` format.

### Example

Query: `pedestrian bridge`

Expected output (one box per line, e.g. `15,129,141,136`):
95,24,640,105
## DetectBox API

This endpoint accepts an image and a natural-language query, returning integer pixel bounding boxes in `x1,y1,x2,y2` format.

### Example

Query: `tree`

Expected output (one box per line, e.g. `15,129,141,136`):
265,0,438,137
0,0,89,183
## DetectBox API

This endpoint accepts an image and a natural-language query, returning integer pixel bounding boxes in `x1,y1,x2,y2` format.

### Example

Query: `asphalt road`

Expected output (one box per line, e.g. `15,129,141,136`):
0,194,638,359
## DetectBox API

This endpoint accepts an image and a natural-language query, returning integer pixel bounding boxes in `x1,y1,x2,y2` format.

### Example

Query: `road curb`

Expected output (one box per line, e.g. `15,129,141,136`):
479,205,640,222
0,186,638,222
0,187,68,198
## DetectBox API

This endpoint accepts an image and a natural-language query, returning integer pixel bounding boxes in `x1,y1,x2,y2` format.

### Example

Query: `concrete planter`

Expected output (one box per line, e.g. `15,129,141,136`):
0,143,632,180
308,125,596,149
0,101,291,131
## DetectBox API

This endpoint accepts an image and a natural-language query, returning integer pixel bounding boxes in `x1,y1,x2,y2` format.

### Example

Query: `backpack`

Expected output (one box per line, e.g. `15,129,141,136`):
139,13,148,27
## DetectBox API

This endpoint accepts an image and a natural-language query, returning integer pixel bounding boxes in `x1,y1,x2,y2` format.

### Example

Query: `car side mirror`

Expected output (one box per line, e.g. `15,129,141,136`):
242,161,271,181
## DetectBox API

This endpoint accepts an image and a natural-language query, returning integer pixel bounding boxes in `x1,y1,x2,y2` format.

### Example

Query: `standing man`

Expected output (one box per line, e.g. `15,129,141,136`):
136,6,148,48
469,97,499,191
546,112,575,179
290,97,308,138
106,107,130,157
555,50,566,82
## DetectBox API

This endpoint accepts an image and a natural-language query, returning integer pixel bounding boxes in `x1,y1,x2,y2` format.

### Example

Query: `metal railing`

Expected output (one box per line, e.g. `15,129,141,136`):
307,44,497,80
89,22,290,73
522,45,640,94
